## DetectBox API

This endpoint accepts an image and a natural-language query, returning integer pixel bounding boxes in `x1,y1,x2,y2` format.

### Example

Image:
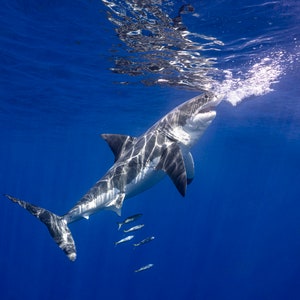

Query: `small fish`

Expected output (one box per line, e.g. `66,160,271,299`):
123,224,144,233
115,235,134,246
134,263,154,273
133,236,155,247
117,213,143,230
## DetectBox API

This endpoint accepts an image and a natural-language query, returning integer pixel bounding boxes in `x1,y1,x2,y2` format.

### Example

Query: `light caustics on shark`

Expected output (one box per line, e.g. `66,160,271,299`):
4,92,221,261
4,0,296,262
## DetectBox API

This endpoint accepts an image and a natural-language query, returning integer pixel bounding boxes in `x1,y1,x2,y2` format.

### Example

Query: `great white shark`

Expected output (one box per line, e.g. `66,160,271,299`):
4,92,220,261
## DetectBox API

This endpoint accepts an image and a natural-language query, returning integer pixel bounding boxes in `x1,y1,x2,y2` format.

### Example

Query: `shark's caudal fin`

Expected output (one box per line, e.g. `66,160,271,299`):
4,194,76,261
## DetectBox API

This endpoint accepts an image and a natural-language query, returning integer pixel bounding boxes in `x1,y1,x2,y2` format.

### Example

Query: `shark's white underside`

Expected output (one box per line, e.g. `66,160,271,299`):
4,92,220,261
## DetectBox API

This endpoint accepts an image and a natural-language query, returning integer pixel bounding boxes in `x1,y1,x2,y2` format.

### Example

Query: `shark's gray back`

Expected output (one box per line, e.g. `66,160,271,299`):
102,92,216,194
67,93,217,221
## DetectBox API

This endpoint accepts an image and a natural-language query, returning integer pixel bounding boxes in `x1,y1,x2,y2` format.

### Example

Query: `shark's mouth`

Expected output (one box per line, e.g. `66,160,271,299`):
199,106,216,114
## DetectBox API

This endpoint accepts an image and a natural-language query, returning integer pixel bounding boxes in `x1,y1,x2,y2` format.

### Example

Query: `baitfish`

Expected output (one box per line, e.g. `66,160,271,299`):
117,213,143,230
133,236,155,247
115,235,134,246
123,224,144,233
134,263,154,273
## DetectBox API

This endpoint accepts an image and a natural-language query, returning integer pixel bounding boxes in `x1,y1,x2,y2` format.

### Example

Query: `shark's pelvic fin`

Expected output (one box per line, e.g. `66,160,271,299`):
4,194,77,261
101,134,136,161
105,193,125,216
156,143,187,196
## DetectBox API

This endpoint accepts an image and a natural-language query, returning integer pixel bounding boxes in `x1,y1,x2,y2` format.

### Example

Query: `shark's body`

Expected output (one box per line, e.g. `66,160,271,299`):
4,93,220,261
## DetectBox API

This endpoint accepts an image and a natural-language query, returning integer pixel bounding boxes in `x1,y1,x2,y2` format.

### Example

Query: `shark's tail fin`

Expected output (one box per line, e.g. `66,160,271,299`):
4,194,76,261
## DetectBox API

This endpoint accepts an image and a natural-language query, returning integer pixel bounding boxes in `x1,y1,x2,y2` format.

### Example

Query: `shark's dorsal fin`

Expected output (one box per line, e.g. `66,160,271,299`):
156,143,187,196
101,134,136,161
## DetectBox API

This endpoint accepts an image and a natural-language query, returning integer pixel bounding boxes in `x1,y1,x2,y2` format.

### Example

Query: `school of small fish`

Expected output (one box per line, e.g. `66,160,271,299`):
115,213,155,273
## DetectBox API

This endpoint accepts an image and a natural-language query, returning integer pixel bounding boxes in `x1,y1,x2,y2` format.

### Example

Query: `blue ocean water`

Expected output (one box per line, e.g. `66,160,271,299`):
1,0,300,299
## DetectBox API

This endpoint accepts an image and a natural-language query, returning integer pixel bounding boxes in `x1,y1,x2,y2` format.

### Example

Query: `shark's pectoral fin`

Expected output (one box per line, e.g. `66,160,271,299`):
156,143,187,196
105,193,125,216
101,134,136,162
183,151,195,185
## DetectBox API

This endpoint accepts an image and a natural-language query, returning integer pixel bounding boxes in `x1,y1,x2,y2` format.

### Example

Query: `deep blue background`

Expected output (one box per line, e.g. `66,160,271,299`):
1,1,300,299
